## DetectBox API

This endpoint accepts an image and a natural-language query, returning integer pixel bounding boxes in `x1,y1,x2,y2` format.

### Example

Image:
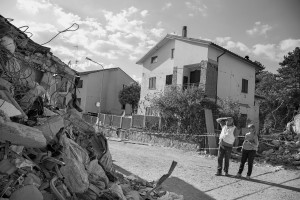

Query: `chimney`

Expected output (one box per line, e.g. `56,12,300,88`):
182,26,187,37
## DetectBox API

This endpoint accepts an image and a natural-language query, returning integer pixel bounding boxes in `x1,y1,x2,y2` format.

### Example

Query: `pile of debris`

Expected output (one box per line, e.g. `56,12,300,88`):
0,15,183,200
0,107,182,200
258,114,300,168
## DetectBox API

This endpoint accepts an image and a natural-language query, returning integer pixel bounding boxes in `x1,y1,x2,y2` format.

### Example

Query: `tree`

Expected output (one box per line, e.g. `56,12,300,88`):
278,47,300,111
151,86,218,135
118,82,141,114
255,47,300,132
217,97,248,129
254,60,266,75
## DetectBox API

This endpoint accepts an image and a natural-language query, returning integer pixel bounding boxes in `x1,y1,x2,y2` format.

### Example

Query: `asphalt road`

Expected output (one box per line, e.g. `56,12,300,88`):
109,140,300,200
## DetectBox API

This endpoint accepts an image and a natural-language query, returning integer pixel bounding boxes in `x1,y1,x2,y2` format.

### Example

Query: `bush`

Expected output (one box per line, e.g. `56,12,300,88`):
151,86,218,136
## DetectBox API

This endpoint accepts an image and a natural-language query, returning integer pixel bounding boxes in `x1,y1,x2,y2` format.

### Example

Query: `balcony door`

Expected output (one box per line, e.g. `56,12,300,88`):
190,70,200,87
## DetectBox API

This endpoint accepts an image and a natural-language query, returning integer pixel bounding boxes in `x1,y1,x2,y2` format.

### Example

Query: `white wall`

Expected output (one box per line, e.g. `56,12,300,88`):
174,40,208,85
208,46,258,127
138,40,175,114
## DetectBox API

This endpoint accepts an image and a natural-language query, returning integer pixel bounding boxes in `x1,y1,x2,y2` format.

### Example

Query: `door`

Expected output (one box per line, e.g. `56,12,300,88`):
190,70,200,86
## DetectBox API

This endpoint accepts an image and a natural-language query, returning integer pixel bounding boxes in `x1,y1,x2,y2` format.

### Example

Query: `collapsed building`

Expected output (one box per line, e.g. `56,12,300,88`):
0,15,181,200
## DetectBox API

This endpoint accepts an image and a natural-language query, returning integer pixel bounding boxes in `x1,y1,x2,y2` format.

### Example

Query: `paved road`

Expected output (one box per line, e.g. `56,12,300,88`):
109,140,300,200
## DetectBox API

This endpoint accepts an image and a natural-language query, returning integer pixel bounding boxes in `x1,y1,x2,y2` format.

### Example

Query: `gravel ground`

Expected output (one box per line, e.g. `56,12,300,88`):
109,140,300,200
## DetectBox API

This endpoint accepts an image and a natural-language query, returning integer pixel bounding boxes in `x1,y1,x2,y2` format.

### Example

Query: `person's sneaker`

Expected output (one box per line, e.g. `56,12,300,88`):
215,172,222,176
246,175,250,179
235,173,241,178
225,172,229,176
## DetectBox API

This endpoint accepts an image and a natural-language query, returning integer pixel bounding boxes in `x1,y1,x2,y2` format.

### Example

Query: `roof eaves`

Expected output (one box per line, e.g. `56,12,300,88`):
136,34,211,65
210,43,264,70
136,35,171,64
78,67,119,76
116,67,136,83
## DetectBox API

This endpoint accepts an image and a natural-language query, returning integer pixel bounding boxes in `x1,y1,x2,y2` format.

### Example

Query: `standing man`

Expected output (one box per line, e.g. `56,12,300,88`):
215,117,239,176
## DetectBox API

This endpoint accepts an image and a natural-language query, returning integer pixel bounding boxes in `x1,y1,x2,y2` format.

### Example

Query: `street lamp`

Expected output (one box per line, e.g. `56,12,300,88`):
85,57,105,129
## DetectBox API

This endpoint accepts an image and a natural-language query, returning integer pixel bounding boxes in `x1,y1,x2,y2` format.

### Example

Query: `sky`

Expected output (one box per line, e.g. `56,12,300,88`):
1,0,299,83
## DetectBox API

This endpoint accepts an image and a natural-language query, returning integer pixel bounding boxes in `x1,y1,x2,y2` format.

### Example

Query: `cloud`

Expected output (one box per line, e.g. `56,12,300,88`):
15,0,161,73
150,28,165,37
185,1,208,17
253,39,300,61
16,0,51,15
252,44,276,60
215,36,300,62
140,10,148,17
132,74,142,83
246,21,272,37
162,2,172,10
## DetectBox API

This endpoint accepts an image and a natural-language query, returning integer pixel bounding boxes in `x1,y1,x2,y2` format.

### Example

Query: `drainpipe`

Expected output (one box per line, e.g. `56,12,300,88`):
215,51,226,104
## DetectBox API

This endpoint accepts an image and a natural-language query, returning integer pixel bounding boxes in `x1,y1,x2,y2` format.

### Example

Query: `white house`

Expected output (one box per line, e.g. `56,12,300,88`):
136,27,263,129
76,67,135,115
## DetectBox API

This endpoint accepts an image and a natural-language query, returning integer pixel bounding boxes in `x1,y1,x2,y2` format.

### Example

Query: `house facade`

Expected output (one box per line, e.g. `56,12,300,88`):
76,67,135,115
136,28,263,129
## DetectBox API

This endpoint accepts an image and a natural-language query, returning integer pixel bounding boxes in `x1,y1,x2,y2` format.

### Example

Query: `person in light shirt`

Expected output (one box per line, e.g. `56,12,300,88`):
215,117,238,176
236,124,259,179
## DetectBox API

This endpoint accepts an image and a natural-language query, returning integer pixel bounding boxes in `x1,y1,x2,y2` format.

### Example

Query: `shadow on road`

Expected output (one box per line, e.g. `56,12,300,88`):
231,176,300,200
244,177,300,192
162,177,216,200
113,164,216,200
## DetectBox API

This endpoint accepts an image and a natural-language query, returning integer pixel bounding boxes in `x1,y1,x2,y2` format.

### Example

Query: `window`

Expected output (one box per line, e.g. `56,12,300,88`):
149,77,156,89
166,74,172,85
122,104,126,110
76,98,81,105
151,56,158,63
77,80,83,88
241,79,248,93
171,48,175,59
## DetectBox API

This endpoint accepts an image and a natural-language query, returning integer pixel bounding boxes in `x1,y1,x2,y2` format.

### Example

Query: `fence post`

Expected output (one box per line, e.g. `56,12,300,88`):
120,116,123,128
158,117,162,130
103,114,106,126
130,115,133,128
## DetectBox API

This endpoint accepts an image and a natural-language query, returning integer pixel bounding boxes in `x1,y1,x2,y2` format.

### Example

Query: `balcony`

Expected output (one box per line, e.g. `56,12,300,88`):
182,82,205,90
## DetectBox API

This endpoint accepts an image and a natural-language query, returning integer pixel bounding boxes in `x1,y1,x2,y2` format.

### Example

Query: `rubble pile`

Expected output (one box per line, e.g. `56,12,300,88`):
258,114,300,168
0,15,183,200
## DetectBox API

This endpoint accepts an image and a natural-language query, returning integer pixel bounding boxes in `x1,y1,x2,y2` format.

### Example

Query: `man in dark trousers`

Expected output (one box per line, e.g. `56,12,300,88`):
215,117,239,176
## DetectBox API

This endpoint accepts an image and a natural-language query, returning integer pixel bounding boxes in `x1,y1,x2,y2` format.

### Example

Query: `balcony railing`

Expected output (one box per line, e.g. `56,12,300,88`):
182,82,205,90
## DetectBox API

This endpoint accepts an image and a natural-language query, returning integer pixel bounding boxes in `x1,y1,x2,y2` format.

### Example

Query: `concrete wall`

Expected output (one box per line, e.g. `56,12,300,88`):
138,40,175,114
208,46,258,127
173,40,208,85
77,68,134,115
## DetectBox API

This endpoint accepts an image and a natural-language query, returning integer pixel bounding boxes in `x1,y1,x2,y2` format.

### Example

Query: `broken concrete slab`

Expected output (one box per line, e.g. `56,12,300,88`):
35,115,64,143
0,159,17,175
64,108,95,133
10,185,43,200
60,158,89,193
0,99,22,117
0,116,47,148
0,90,26,118
0,77,13,93
43,107,57,116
